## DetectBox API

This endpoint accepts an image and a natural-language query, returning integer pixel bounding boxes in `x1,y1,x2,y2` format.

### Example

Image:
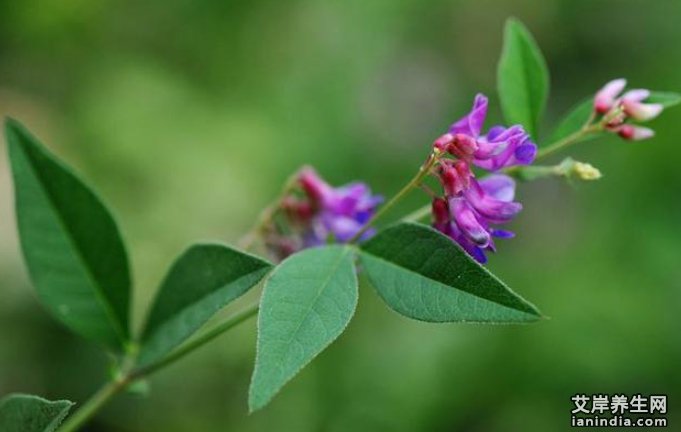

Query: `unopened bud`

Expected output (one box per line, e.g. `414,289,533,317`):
439,160,473,196
299,167,329,203
616,124,655,141
433,133,454,151
431,197,449,224
448,133,478,158
594,78,626,114
572,162,602,181
622,100,663,122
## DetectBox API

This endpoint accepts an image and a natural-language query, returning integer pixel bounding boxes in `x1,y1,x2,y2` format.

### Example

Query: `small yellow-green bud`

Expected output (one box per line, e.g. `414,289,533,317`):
572,162,602,180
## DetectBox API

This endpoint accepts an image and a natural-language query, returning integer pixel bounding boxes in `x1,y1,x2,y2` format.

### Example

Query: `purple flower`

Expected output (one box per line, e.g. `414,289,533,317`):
429,94,533,263
297,167,383,246
435,94,537,171
432,174,521,263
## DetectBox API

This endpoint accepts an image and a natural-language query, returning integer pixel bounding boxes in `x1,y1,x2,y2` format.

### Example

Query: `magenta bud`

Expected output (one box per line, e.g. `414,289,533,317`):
453,160,472,190
448,133,478,158
433,133,454,151
431,197,449,225
439,165,459,196
439,160,473,196
298,167,329,204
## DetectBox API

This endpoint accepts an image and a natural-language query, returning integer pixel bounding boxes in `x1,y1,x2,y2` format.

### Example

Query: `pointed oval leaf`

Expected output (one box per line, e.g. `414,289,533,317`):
139,244,272,366
359,223,541,323
646,91,681,109
5,119,131,350
249,245,357,412
0,394,73,432
546,98,598,145
497,18,550,139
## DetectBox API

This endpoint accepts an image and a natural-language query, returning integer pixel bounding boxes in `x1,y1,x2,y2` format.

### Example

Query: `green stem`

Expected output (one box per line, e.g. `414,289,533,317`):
238,169,302,251
59,301,260,431
534,108,620,160
349,151,441,243
131,301,260,378
58,376,131,432
535,129,587,159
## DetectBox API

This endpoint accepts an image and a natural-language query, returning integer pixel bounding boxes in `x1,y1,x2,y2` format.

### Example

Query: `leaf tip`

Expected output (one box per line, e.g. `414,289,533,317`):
4,117,21,144
247,388,268,414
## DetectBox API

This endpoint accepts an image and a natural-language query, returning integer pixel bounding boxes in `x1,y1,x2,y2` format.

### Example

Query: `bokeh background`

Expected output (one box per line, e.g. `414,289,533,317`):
1,0,680,430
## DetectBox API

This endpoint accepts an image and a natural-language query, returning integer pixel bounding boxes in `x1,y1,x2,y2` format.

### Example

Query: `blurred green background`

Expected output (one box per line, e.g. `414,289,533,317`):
1,0,679,430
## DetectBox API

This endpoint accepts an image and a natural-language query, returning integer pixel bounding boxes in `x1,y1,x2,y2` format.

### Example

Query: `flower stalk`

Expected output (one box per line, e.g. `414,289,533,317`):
348,150,441,243
238,169,303,251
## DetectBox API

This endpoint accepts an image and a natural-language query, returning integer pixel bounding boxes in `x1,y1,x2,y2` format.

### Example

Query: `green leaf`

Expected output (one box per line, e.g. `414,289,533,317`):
497,18,550,139
647,91,681,108
0,394,73,432
139,244,272,366
5,119,131,350
249,245,357,412
546,98,596,145
359,223,541,323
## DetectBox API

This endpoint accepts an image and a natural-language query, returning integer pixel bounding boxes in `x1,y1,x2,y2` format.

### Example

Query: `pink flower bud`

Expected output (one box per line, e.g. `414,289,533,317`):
621,90,663,121
594,78,626,114
616,124,655,141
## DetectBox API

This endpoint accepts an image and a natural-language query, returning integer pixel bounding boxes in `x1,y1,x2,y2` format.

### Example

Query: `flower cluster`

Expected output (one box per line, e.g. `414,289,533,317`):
266,167,382,259
594,78,664,140
430,94,537,263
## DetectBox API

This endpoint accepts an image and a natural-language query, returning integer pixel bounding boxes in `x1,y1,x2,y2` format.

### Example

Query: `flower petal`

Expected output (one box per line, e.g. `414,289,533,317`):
446,221,488,264
622,89,650,103
477,175,516,201
622,100,663,122
465,178,522,223
449,93,488,137
450,198,490,247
